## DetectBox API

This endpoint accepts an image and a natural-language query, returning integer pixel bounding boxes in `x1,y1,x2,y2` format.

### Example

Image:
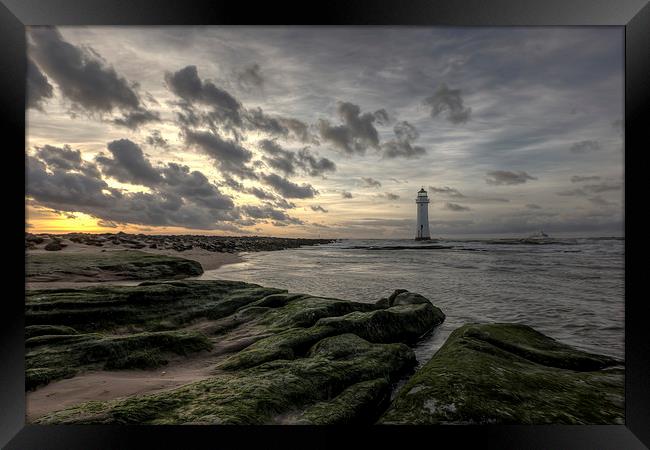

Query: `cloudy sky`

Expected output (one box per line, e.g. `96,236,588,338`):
25,26,624,238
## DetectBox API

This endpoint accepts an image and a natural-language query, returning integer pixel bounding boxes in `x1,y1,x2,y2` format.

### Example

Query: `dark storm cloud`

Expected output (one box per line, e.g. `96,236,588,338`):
244,107,289,137
318,102,380,155
526,204,542,209
296,149,336,177
423,84,472,124
247,186,277,201
236,63,264,91
28,27,152,118
360,177,381,188
261,173,318,198
444,202,471,211
393,121,419,142
184,129,256,179
310,205,328,213
381,141,426,160
428,186,465,198
112,108,161,129
270,197,297,210
485,170,537,185
35,144,101,178
146,130,170,149
96,139,163,186
167,65,314,143
222,176,278,201
279,118,314,143
373,109,391,126
258,139,336,177
165,65,243,129
28,146,238,230
165,65,241,112
571,175,601,183
244,109,316,143
27,155,114,209
570,140,601,154
428,185,509,204
258,139,296,174
341,190,353,199
160,162,234,210
241,204,303,224
381,121,426,159
35,144,82,171
27,58,53,111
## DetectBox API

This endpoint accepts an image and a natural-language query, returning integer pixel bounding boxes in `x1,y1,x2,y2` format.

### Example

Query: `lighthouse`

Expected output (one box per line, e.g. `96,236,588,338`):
415,187,431,240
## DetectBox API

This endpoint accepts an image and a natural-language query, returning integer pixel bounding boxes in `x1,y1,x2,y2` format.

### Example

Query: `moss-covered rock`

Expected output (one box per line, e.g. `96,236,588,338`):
25,280,283,332
295,378,390,425
217,290,444,371
28,283,445,425
26,250,203,282
25,324,78,339
36,334,415,425
26,330,212,390
379,323,624,425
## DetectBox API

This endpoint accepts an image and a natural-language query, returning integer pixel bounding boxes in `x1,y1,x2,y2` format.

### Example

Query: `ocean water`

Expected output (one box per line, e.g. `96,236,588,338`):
198,237,624,365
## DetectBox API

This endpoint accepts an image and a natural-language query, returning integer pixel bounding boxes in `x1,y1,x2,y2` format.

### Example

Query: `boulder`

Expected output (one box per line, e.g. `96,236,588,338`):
44,240,64,251
379,323,624,425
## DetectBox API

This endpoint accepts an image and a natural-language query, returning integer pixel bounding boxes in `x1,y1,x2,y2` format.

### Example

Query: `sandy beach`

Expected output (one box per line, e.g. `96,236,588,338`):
26,238,243,290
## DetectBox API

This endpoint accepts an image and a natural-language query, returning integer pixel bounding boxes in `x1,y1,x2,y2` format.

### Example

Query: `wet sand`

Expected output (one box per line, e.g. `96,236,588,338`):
26,352,225,422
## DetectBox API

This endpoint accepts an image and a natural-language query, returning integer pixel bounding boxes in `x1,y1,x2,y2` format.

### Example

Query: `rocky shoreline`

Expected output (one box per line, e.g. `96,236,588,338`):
27,282,444,424
26,277,623,425
26,232,334,253
24,237,624,425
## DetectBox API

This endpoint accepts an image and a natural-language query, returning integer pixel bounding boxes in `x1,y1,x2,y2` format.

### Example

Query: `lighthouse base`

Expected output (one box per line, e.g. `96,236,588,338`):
414,237,431,241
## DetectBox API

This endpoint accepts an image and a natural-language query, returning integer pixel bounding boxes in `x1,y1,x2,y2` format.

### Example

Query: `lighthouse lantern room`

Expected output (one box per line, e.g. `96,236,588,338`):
415,187,431,240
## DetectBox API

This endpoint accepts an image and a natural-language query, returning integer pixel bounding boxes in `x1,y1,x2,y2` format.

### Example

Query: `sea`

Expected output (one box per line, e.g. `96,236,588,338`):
197,237,625,365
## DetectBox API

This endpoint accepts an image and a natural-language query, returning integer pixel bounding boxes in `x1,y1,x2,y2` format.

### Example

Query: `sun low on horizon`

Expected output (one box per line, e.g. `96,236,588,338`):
26,26,624,239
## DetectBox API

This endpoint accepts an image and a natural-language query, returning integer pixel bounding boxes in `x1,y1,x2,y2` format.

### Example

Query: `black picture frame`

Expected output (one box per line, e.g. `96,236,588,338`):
2,1,648,448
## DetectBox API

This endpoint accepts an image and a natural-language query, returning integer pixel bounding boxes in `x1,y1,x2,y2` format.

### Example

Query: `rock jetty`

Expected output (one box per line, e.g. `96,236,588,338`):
25,232,334,253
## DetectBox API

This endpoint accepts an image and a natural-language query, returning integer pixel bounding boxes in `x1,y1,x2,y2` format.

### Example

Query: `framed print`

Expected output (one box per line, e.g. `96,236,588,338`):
1,0,648,448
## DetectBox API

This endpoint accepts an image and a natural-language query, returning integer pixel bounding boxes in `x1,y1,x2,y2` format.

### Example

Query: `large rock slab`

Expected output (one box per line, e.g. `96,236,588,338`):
27,281,445,424
26,250,203,282
37,334,415,425
379,323,624,424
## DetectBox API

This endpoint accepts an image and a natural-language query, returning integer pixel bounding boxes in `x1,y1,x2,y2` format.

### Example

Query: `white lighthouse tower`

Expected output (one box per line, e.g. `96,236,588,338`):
415,187,431,240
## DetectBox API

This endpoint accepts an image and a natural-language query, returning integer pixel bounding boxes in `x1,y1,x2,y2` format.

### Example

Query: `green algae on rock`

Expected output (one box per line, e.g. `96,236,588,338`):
379,323,624,425
26,330,213,390
25,280,445,424
26,250,203,283
37,334,415,425
27,281,445,424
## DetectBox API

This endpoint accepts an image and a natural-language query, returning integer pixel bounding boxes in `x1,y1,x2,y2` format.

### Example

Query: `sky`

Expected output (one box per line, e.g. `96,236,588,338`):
25,26,624,238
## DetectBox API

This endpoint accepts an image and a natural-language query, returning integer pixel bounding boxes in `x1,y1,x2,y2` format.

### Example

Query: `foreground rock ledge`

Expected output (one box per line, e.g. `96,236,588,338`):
26,250,203,283
29,281,445,424
379,323,624,425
